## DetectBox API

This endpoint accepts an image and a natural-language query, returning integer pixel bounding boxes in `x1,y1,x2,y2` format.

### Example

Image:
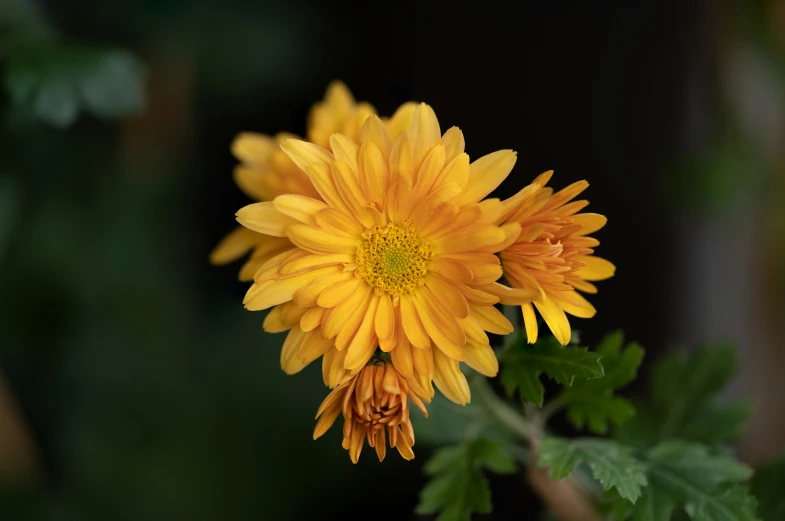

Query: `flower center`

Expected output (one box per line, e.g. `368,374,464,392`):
355,222,432,296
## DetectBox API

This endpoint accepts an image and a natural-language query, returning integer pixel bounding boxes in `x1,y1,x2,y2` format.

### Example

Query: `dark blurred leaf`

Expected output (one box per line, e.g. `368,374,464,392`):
750,453,785,521
537,437,647,503
416,438,515,521
5,45,145,127
614,345,751,447
0,176,19,263
500,334,604,407
559,331,644,434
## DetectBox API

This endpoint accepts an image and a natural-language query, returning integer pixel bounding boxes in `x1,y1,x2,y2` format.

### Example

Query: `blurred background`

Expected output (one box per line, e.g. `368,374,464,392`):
0,0,783,519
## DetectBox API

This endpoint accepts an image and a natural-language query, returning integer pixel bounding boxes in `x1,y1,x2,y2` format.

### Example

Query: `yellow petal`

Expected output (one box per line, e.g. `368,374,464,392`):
345,296,380,370
313,401,342,439
297,329,332,365
390,330,413,378
273,195,328,225
394,429,415,460
550,291,597,319
262,305,289,333
424,275,469,319
441,127,465,163
361,115,392,162
279,252,353,275
431,225,506,254
407,103,441,172
287,224,360,254
281,326,308,374
454,150,517,205
231,132,275,164
542,180,588,212
314,208,363,238
279,140,343,204
299,306,325,332
572,213,607,235
375,294,395,341
332,160,372,222
458,314,489,346
432,349,470,405
358,142,389,205
478,282,538,305
412,290,465,361
280,138,333,173
232,165,273,202
414,144,446,194
534,298,572,345
471,303,514,335
400,295,431,349
244,265,340,310
329,133,359,173
236,202,297,237
522,303,539,344
317,277,363,308
463,341,499,377
210,227,262,265
574,256,616,281
326,284,372,341
385,102,417,141
293,270,353,307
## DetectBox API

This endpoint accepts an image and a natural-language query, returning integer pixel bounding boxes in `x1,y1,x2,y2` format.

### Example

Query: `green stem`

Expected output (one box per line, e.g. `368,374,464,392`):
473,377,542,443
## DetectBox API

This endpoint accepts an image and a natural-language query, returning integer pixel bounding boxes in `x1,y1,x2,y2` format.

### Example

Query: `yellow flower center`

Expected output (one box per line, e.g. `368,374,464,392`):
355,222,432,296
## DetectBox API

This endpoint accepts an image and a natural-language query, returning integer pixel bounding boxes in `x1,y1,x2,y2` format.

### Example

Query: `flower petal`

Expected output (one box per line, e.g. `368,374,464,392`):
463,341,499,377
281,326,308,374
534,298,572,345
273,194,328,225
287,224,361,254
574,256,616,281
432,349,470,405
210,226,262,265
471,303,514,335
236,201,298,237
454,150,517,205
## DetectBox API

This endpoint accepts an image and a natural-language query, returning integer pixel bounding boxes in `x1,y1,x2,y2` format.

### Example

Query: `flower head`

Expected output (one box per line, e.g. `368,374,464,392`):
210,82,375,280
498,171,615,345
237,103,535,404
313,358,428,463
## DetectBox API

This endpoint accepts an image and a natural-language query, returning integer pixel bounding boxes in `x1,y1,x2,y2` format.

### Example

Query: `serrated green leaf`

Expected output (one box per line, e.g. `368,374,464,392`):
559,332,643,434
628,440,759,521
537,437,647,503
501,335,604,406
614,345,751,447
750,452,785,521
417,438,516,520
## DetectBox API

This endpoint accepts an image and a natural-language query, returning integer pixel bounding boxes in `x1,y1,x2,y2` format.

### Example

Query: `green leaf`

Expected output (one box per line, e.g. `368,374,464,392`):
629,441,759,521
615,344,751,447
500,335,604,407
750,452,785,521
559,331,644,434
5,44,145,127
537,437,647,503
416,438,516,521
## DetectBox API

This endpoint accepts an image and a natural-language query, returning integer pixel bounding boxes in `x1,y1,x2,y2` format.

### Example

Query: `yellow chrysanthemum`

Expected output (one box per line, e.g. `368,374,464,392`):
498,170,615,345
236,103,536,404
313,358,428,463
210,82,375,280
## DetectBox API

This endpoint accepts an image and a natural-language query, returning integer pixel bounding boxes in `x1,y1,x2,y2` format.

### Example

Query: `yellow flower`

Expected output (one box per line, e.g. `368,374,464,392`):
237,103,535,404
313,358,428,463
498,170,615,345
210,82,375,281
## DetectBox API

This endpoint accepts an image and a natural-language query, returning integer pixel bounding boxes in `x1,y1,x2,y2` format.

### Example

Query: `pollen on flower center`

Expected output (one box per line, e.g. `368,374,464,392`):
355,221,432,296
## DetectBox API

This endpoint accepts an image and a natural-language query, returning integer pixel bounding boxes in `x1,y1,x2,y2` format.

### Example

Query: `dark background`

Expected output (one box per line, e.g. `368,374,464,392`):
1,1,783,519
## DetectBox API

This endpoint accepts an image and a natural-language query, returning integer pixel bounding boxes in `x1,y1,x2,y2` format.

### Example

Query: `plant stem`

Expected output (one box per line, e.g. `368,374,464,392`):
473,377,542,442
473,377,602,521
